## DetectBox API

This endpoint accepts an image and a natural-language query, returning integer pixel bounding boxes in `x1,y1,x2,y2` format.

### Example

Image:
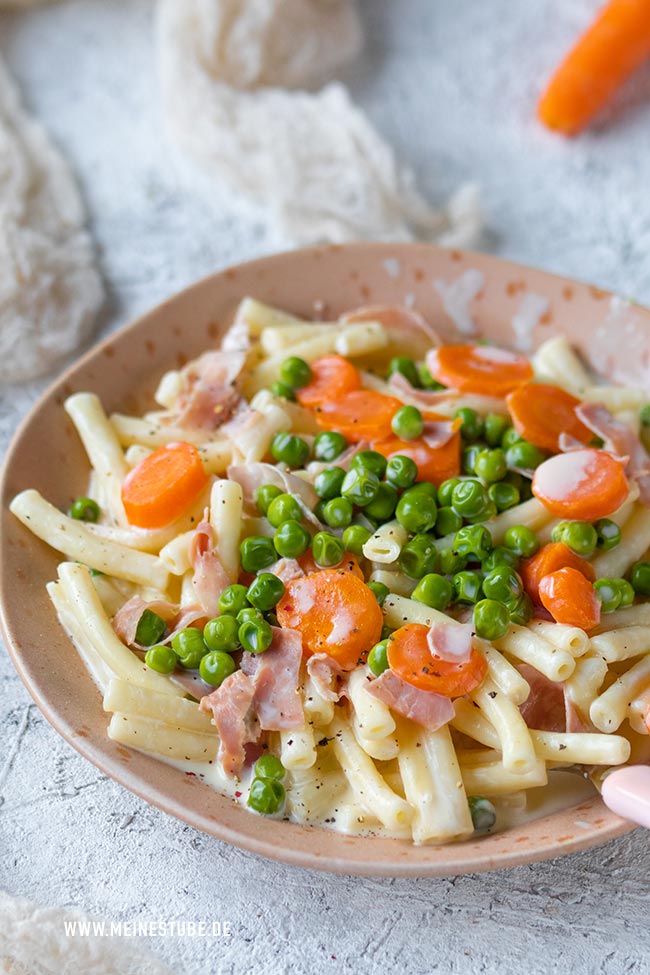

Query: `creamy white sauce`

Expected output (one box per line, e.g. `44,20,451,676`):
533,450,593,499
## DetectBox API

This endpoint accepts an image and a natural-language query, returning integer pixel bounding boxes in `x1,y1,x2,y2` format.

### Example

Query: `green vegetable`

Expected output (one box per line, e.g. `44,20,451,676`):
172,627,207,669
368,581,390,606
473,598,510,640
596,518,621,552
395,485,437,533
254,484,282,515
640,404,650,426
312,531,345,567
247,573,285,611
269,381,296,401
501,426,524,449
454,525,492,561
482,546,520,572
630,561,650,596
239,617,273,654
462,444,482,476
438,478,461,507
505,440,546,472
399,534,438,579
613,578,635,607
270,432,310,468
484,413,509,447
273,520,311,559
385,455,418,489
418,363,444,390
551,520,598,558
391,405,424,441
247,777,285,814
488,481,520,512
407,482,437,499
453,570,483,604
237,607,264,625
240,536,277,573
468,796,497,831
314,466,346,501
70,497,100,522
218,584,250,616
135,609,166,647
254,755,285,781
451,479,489,519
341,467,380,508
200,650,237,686
279,355,312,389
368,640,389,676
475,448,507,484
267,493,303,527
350,450,388,479
594,579,622,613
380,624,395,641
503,525,539,558
506,591,533,626
342,524,372,556
482,565,522,602
322,497,354,529
365,482,398,523
144,644,178,674
439,547,468,575
388,356,420,388
203,615,240,652
412,573,454,611
313,431,348,462
435,506,463,537
454,407,483,441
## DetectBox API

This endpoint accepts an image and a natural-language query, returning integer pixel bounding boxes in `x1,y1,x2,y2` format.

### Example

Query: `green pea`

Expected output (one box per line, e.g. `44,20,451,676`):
135,609,166,647
388,356,421,388
247,572,285,611
312,531,345,567
451,479,488,519
313,500,327,522
594,578,622,613
482,565,522,602
368,581,390,606
418,363,444,390
438,478,461,507
89,568,104,577
380,624,395,641
488,481,520,512
368,640,389,676
266,612,279,628
254,755,285,781
70,497,100,522
613,578,635,607
239,618,273,654
218,584,250,616
365,482,398,523
203,615,240,652
237,607,264,625
551,520,598,558
484,413,509,447
200,651,237,687
630,561,650,595
407,481,438,500
273,520,311,559
439,547,468,575
412,573,454,611
172,627,207,669
395,486,437,534
269,381,296,401
350,450,388,479
342,524,372,556
504,525,539,558
247,777,285,814
475,448,507,484
473,598,510,640
399,534,439,579
385,455,418,489
506,591,533,626
341,467,380,508
640,404,650,426
267,493,303,527
454,525,492,561
392,405,424,441
453,571,483,604
144,644,178,674
313,431,348,462
482,546,520,572
468,796,497,831
314,467,346,501
462,444,482,475
279,355,312,389
240,536,277,573
465,500,497,525
270,432,310,468
255,484,282,515
436,506,463,537
322,497,354,529
454,407,484,442
501,426,524,449
504,471,524,492
596,518,621,552
505,440,547,472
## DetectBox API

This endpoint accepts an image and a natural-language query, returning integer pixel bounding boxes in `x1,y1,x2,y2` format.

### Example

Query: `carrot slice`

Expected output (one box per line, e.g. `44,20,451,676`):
386,623,487,697
314,389,403,443
372,431,461,485
521,541,595,604
538,0,650,136
539,567,601,630
121,441,208,528
296,355,361,408
506,383,592,453
276,569,383,670
427,345,534,397
297,550,364,578
532,448,629,521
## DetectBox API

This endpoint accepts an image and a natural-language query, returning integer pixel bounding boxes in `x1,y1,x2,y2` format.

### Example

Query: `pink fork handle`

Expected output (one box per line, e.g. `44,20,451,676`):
601,765,650,829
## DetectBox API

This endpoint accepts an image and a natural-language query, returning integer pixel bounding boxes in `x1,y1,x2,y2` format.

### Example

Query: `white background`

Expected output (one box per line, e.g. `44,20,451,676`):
1,1,650,972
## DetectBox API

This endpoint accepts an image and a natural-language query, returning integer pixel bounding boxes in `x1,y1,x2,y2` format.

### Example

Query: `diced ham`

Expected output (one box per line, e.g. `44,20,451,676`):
306,441,370,477
227,462,323,527
112,596,177,647
367,670,454,730
169,669,214,700
558,432,585,453
341,305,442,350
388,370,459,407
269,558,305,586
420,418,459,449
163,606,210,645
426,620,473,664
199,670,258,776
517,663,592,733
172,349,246,431
240,627,304,730
189,514,231,617
576,402,650,504
306,652,346,702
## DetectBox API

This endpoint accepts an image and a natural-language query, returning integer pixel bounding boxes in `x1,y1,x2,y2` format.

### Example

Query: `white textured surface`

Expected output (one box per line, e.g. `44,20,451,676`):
2,2,650,973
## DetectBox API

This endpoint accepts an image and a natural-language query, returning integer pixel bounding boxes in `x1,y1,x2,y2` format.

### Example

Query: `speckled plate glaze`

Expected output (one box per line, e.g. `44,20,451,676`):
2,243,647,877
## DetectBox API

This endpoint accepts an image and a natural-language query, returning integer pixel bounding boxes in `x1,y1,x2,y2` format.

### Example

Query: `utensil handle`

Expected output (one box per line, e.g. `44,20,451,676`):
601,765,650,829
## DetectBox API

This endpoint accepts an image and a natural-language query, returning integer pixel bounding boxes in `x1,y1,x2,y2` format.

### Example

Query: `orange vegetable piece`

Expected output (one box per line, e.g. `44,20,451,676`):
532,448,629,521
296,355,361,408
386,623,487,697
297,550,363,579
372,431,461,485
276,569,383,670
314,389,403,443
121,441,208,528
521,542,595,604
539,567,601,631
538,0,650,136
427,345,534,397
506,383,592,453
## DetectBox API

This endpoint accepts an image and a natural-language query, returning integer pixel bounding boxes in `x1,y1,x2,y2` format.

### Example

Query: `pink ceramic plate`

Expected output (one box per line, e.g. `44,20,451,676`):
1,243,647,877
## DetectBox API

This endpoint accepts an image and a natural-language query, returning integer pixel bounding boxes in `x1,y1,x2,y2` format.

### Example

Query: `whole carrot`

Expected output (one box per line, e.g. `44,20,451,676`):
538,0,650,135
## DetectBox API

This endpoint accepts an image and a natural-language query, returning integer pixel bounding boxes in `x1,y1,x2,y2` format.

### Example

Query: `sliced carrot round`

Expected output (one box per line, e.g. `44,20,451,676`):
539,567,601,631
427,345,534,396
532,448,629,520
121,441,208,528
296,355,361,408
276,569,383,670
386,623,487,697
520,541,595,604
372,431,461,485
314,389,403,443
506,383,592,452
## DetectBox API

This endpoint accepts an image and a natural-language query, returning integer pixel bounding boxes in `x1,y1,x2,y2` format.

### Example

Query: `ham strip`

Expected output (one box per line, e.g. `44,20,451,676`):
342,305,442,350
420,418,459,450
172,349,246,431
517,663,592,733
240,627,304,730
426,620,473,664
112,596,178,647
576,402,650,503
367,670,454,730
268,558,305,586
189,515,231,617
388,370,459,407
227,462,323,527
306,652,346,702
199,670,258,776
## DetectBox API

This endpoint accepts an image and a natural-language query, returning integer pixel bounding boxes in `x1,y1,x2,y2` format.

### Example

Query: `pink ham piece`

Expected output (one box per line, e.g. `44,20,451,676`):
367,670,454,730
307,441,370,476
269,558,305,586
172,349,246,431
227,462,323,527
112,596,177,647
240,627,304,730
388,370,460,408
420,418,459,449
306,652,346,702
189,514,231,617
558,432,585,453
341,305,442,351
426,620,474,664
576,402,650,504
199,670,258,776
517,663,591,733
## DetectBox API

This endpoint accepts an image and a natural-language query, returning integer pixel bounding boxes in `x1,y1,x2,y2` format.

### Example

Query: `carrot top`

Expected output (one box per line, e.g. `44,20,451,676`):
427,345,534,397
121,441,208,529
539,567,601,631
386,623,487,697
506,383,591,453
314,389,403,443
296,355,361,408
520,541,595,604
532,448,629,521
